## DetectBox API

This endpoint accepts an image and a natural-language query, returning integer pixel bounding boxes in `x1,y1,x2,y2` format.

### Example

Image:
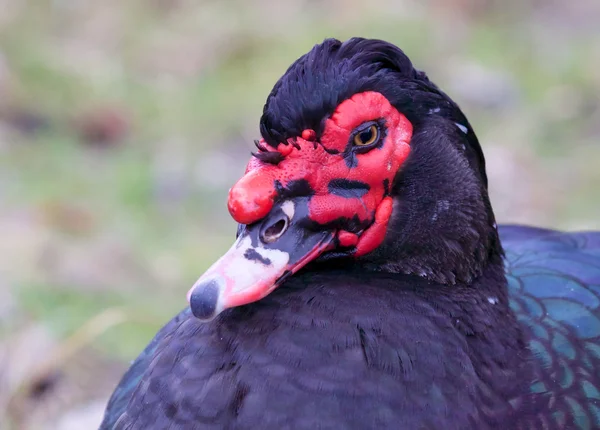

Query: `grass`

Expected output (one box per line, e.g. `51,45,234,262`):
16,283,177,359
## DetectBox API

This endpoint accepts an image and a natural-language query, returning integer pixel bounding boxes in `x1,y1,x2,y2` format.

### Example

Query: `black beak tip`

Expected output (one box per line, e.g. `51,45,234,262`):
189,280,220,320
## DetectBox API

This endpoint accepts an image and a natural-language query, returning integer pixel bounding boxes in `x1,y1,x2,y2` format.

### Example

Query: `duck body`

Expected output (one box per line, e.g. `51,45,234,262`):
103,261,522,429
102,226,600,429
100,38,600,429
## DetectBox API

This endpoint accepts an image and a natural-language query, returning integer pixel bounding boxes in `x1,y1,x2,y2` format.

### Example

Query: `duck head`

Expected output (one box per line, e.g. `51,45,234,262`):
188,38,502,321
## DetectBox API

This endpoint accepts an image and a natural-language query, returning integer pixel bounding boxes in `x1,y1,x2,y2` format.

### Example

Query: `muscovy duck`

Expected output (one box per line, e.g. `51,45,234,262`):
100,38,600,429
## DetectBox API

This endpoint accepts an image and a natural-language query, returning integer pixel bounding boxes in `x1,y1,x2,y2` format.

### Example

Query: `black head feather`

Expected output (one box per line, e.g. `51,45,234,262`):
260,37,488,188
252,139,284,165
260,38,501,284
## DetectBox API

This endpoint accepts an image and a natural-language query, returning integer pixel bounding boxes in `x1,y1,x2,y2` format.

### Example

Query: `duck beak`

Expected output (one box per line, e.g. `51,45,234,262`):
186,198,335,321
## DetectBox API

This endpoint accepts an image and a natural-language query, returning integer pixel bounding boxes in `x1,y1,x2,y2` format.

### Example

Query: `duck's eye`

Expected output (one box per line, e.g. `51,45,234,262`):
353,125,379,146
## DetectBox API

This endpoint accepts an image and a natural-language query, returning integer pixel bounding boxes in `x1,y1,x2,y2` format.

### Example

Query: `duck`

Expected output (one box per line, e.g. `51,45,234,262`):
99,38,600,429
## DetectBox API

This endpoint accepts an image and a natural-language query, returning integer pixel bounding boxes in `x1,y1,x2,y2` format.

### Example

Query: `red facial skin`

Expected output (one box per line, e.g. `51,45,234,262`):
228,91,413,257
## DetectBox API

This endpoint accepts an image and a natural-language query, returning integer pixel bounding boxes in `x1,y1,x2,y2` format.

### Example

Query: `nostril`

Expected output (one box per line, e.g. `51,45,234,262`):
261,216,289,244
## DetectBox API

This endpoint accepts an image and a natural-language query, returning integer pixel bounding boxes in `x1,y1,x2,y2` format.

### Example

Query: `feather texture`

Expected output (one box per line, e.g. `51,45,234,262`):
99,226,600,429
501,226,600,428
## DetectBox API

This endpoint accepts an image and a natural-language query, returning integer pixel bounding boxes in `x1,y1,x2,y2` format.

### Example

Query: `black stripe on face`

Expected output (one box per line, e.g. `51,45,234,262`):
327,179,370,199
244,248,272,265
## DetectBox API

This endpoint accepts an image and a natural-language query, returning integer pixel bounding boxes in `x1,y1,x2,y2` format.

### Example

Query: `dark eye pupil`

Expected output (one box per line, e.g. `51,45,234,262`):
359,128,373,143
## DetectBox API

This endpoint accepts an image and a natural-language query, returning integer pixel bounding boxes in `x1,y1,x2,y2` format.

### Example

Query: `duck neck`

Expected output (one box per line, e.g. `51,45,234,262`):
355,117,503,285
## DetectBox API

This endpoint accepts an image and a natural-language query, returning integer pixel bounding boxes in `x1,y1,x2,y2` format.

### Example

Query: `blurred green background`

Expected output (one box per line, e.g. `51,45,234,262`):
0,0,599,428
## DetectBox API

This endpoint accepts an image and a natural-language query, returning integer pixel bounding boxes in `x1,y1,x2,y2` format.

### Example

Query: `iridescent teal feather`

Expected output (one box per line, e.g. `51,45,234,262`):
502,226,600,429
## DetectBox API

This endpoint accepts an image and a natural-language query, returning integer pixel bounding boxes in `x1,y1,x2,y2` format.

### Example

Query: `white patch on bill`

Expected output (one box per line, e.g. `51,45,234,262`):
188,234,290,318
222,236,290,294
281,200,295,221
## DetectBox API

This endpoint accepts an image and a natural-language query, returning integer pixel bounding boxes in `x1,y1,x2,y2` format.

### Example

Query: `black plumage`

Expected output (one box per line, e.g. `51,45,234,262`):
100,38,600,429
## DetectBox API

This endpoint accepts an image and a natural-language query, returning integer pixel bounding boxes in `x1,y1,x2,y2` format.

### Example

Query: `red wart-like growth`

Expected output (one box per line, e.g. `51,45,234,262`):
228,91,412,255
189,91,413,321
